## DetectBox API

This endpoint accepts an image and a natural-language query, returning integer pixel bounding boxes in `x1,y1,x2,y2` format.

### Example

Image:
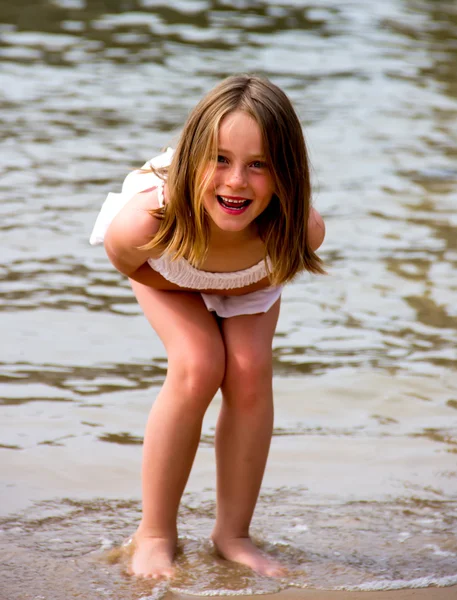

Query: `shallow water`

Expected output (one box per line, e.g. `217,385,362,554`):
1,0,457,597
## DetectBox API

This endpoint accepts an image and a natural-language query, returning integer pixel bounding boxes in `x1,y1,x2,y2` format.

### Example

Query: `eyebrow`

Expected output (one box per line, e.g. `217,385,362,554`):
218,148,266,159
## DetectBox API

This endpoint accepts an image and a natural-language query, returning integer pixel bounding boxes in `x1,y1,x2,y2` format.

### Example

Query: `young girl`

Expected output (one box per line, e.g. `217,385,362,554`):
90,74,325,580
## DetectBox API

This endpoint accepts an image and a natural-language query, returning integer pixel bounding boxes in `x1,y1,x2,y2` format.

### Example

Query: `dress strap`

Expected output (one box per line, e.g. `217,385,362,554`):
157,181,165,208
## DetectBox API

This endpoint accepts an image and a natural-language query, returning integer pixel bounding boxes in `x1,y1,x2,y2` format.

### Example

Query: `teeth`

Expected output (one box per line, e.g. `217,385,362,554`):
219,196,248,204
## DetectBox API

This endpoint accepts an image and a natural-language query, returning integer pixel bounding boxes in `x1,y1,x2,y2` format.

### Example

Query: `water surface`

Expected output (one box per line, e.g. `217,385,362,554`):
1,0,457,597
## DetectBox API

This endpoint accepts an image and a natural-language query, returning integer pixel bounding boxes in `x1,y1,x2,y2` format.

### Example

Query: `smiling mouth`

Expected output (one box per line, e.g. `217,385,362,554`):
217,195,252,211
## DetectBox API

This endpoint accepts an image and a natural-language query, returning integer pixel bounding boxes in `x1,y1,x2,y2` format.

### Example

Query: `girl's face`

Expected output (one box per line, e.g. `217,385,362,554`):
202,110,275,238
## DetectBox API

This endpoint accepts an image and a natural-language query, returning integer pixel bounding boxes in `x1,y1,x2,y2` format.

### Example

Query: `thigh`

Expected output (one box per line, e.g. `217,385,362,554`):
130,280,225,372
220,299,281,388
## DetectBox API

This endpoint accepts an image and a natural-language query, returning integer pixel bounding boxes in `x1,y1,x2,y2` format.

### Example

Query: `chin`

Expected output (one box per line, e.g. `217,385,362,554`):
215,218,253,233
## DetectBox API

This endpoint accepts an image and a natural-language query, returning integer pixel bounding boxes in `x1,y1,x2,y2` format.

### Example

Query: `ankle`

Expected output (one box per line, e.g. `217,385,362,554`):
212,528,250,545
136,522,177,543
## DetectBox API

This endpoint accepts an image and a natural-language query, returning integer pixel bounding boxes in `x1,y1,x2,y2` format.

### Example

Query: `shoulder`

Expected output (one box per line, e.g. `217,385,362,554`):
307,207,325,251
105,186,162,254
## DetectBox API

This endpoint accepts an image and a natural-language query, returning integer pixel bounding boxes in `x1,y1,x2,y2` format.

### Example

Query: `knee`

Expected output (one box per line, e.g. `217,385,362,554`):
224,348,273,409
167,342,225,406
232,345,273,384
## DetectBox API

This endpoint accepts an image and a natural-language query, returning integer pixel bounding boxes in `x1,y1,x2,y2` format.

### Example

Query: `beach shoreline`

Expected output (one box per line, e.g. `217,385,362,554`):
171,586,457,600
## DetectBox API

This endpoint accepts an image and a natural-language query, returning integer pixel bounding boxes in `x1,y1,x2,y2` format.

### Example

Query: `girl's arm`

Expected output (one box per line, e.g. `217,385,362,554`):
104,188,201,291
104,189,161,278
308,207,326,251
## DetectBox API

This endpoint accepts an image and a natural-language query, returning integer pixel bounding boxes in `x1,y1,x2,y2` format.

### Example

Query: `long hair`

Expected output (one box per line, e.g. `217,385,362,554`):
142,74,324,285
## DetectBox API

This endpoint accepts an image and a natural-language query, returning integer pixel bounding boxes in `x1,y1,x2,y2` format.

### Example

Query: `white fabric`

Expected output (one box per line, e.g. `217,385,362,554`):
201,286,282,318
89,149,282,316
89,148,173,246
147,243,269,291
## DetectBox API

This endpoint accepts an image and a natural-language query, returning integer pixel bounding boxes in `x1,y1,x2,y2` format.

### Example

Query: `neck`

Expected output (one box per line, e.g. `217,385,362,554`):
208,223,258,248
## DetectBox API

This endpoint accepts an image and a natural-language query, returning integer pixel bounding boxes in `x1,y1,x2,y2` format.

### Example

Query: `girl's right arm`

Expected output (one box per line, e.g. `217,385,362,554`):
104,188,161,278
104,188,197,291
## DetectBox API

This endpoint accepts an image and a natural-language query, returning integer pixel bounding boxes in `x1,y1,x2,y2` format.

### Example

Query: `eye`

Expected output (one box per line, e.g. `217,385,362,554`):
251,160,267,169
217,155,228,164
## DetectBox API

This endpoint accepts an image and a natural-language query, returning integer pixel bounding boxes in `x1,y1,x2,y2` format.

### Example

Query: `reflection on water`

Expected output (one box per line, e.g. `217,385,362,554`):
0,0,333,66
1,494,457,598
1,0,457,596
0,360,167,401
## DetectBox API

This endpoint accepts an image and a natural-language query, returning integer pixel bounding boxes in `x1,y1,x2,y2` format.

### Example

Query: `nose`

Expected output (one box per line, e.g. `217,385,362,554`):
226,164,248,189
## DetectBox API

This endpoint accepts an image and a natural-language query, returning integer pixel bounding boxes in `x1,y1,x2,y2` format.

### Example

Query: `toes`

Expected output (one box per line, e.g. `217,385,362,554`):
132,568,174,580
266,565,287,578
138,566,175,580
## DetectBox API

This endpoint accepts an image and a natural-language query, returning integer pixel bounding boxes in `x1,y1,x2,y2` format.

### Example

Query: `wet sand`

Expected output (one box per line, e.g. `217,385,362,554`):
172,587,457,600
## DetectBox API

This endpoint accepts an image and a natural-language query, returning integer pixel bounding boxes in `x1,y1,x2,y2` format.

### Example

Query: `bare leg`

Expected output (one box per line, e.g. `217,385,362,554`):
212,300,286,577
130,282,225,578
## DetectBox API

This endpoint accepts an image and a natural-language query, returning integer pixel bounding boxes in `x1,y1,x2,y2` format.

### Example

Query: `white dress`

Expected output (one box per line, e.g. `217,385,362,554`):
90,149,282,317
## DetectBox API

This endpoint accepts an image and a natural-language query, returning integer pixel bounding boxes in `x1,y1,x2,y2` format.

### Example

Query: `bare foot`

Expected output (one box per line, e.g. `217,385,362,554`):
126,533,176,579
212,534,287,577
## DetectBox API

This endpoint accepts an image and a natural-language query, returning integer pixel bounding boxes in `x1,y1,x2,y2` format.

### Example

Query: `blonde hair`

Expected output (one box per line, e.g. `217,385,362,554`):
142,74,324,285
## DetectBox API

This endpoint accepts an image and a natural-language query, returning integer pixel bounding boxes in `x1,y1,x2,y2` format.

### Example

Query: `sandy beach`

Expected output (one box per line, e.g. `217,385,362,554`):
172,588,457,600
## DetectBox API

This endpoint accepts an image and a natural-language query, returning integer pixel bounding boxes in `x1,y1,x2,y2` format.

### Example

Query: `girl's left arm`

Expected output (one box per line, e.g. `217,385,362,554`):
308,207,326,251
